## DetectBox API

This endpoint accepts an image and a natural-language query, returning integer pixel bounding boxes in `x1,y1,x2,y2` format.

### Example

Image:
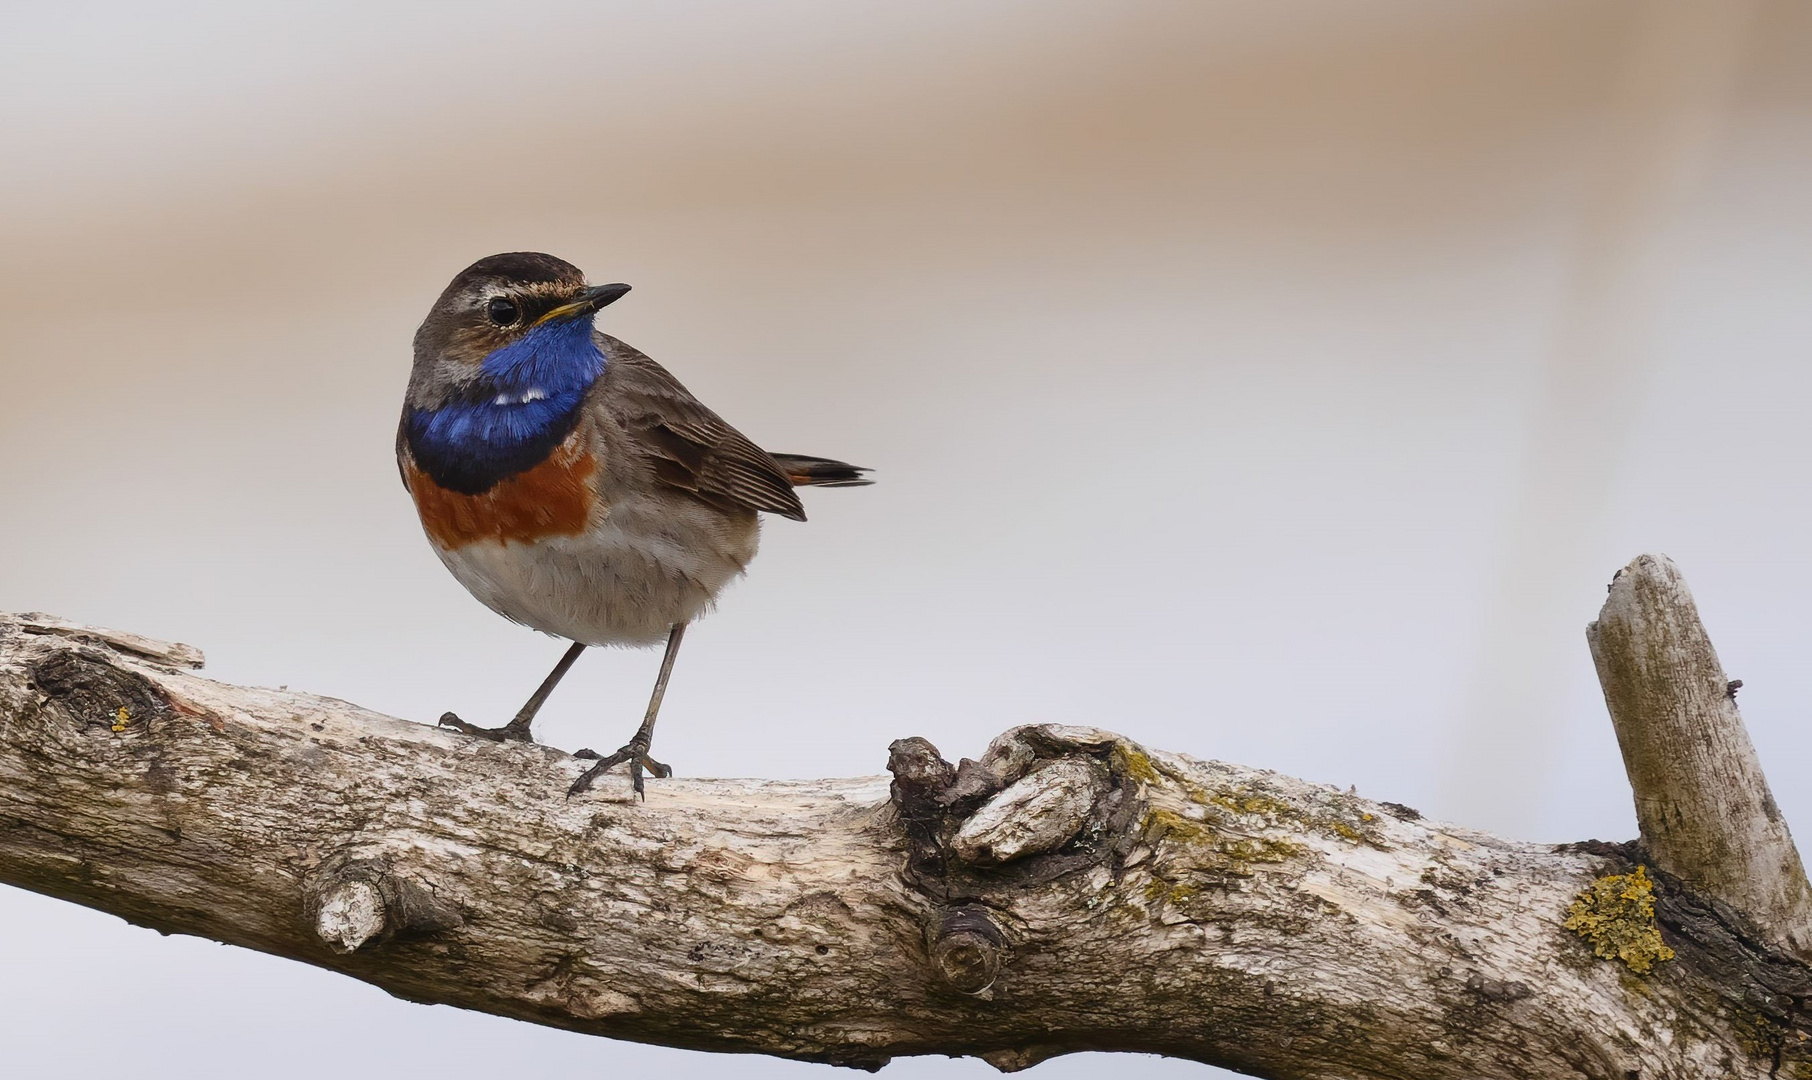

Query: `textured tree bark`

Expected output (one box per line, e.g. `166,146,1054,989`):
1589,553,1812,964
0,607,1808,1078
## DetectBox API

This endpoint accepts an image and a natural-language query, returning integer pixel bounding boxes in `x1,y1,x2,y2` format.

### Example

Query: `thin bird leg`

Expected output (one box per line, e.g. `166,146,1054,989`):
569,624,687,799
439,640,587,743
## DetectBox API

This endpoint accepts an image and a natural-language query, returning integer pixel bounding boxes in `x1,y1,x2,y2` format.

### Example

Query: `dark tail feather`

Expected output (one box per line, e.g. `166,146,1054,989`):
769,453,874,488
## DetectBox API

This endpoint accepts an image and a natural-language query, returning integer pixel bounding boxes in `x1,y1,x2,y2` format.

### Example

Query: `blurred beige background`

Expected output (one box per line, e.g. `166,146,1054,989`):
4,1,1810,1076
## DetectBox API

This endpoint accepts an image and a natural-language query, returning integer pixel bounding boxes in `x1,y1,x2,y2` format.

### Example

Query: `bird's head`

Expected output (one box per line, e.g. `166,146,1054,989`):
408,252,628,409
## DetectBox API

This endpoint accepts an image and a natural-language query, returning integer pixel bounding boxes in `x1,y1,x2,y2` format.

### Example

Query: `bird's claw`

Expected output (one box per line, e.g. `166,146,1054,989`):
437,711,534,743
567,741,671,799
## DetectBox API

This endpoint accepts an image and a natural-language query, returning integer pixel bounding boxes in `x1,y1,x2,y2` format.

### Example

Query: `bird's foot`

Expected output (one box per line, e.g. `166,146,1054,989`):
568,739,672,799
437,712,535,743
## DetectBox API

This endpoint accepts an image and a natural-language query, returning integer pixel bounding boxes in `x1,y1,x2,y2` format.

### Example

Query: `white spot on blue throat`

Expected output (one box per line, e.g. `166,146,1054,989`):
493,388,550,406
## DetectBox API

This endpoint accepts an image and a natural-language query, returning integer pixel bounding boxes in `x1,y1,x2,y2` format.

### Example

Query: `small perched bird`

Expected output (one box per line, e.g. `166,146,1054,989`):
398,252,869,796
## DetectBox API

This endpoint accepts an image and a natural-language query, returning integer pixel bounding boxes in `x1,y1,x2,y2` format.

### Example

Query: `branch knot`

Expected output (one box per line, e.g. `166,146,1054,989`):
930,906,1007,995
307,858,463,953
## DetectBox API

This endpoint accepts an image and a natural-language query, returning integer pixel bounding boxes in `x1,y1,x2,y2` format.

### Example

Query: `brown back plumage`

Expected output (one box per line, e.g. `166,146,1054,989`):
594,334,869,523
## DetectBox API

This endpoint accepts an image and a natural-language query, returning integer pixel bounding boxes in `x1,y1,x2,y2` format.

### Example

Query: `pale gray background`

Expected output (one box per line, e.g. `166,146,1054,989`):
2,1,1809,1076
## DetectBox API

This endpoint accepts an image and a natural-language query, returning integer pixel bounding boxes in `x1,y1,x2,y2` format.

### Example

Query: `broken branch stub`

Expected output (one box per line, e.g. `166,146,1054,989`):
929,907,1008,995
951,758,1110,866
305,859,464,953
315,879,386,952
1587,553,1812,962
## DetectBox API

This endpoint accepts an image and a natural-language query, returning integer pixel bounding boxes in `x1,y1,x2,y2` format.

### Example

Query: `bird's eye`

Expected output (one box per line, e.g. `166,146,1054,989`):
485,297,520,326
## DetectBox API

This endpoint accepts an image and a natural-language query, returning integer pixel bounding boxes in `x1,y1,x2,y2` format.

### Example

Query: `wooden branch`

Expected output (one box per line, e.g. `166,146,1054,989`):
1588,554,1812,963
1,612,1809,1078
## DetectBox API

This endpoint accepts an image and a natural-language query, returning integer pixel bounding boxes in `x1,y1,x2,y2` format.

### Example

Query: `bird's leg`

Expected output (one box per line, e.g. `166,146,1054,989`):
569,624,687,798
439,640,587,743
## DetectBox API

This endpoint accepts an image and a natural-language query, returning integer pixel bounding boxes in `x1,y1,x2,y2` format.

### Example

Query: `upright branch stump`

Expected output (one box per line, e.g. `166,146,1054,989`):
1588,553,1812,962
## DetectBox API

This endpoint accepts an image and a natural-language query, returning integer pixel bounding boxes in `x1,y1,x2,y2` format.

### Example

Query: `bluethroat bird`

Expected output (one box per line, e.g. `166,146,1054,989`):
398,252,870,797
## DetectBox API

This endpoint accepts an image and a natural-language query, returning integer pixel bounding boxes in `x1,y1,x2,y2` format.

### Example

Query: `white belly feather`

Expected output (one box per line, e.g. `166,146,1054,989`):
431,494,760,647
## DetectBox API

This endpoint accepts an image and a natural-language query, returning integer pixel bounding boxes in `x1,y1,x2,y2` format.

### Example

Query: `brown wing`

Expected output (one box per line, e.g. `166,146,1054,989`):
594,334,808,521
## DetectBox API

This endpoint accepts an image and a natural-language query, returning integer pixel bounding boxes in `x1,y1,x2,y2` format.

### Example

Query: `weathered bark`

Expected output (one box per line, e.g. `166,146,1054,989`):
1589,553,1812,963
0,608,1808,1078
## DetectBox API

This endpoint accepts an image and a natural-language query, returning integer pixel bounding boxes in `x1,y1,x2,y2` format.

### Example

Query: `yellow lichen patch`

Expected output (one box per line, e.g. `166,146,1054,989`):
111,706,131,733
1143,807,1210,846
1141,877,1202,905
1190,779,1388,850
1140,808,1305,883
1141,808,1226,874
1563,866,1675,974
1206,788,1295,820
1110,744,1161,786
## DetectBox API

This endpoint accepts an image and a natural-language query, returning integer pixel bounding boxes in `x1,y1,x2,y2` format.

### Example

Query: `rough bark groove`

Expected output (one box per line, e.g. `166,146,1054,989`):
0,610,1808,1078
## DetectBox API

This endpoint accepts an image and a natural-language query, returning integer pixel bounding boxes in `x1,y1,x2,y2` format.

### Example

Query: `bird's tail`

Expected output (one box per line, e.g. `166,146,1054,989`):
769,453,874,488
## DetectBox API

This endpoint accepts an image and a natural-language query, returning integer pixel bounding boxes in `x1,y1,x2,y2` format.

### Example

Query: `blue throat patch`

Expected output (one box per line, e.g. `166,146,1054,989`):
406,317,606,495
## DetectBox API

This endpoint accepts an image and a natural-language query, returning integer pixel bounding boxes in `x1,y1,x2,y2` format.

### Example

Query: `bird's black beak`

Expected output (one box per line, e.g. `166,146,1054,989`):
579,282,632,311
538,282,631,324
